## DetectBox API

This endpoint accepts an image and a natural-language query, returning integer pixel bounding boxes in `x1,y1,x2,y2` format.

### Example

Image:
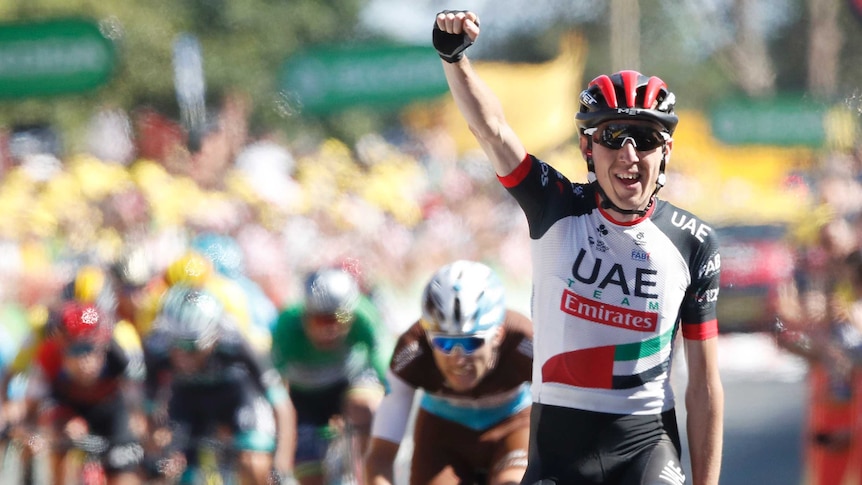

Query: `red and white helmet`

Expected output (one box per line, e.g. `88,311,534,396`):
57,301,112,345
575,70,678,134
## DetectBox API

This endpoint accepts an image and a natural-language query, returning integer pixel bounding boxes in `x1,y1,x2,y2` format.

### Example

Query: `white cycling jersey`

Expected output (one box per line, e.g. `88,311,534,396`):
500,155,721,415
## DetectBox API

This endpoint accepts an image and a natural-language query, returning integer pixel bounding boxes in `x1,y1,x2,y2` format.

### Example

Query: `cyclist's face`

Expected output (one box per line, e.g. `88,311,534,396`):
430,329,503,392
63,343,108,385
581,120,672,220
304,313,352,350
169,346,212,374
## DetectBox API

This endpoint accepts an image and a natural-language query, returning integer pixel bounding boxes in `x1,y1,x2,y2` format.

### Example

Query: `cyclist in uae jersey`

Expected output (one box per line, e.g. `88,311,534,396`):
270,268,392,485
366,260,533,485
433,11,723,485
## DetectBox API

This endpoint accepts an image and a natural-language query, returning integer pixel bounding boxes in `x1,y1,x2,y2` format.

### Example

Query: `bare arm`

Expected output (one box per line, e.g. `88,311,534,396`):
684,337,724,485
364,437,400,485
435,11,527,177
272,392,297,474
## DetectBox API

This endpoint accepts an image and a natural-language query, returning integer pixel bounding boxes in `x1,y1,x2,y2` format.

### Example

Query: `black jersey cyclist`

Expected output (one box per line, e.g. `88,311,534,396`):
143,285,295,485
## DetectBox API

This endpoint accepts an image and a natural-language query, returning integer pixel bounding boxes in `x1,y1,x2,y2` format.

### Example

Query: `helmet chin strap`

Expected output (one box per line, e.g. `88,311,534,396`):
585,139,669,217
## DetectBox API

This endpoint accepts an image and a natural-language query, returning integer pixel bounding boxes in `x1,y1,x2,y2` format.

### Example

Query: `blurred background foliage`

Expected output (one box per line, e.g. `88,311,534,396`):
0,0,860,148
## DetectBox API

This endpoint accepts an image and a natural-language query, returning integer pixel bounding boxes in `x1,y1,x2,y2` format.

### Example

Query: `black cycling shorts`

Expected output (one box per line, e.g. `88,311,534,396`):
520,403,685,485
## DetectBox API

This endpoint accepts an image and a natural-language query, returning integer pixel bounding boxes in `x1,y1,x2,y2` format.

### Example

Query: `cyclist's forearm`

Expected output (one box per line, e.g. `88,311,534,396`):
441,58,526,176
364,437,399,485
273,400,296,471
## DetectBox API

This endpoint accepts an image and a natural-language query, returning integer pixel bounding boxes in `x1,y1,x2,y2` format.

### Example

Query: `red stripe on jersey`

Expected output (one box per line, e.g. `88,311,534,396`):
682,319,718,340
498,154,533,188
542,345,615,389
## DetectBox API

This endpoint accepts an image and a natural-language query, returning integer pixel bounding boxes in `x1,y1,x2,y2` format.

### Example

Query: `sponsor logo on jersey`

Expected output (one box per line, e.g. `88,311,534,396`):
588,236,609,252
539,161,550,187
573,185,585,198
392,341,421,373
670,211,712,243
572,249,659,298
697,287,720,304
560,289,657,331
631,248,649,262
698,251,721,279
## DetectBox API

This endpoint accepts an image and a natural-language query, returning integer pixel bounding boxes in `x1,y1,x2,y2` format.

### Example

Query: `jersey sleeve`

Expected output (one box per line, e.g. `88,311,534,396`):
500,155,594,240
680,225,721,340
220,333,288,405
370,371,417,444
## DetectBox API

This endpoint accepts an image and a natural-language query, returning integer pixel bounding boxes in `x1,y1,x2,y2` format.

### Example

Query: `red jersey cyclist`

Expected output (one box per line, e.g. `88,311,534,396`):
23,301,146,485
365,260,534,485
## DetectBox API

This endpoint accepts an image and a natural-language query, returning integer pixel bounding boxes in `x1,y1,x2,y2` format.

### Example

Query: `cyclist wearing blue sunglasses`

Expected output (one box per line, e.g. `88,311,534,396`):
434,11,723,485
366,260,533,485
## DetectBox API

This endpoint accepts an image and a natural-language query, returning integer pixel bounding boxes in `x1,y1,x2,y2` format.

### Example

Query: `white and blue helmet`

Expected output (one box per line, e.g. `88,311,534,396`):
421,260,506,336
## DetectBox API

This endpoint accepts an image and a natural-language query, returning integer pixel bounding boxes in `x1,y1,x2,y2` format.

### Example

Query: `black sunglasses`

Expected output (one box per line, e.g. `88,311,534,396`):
586,124,669,151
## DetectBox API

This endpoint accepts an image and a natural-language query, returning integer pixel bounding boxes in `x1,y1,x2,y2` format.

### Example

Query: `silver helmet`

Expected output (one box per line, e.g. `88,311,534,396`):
303,269,360,319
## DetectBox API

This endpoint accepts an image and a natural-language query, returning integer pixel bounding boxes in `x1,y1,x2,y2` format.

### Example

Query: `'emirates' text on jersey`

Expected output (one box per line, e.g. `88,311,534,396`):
500,155,721,415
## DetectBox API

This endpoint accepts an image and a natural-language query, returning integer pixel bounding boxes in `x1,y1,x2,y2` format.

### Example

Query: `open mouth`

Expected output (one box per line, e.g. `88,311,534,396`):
615,173,641,186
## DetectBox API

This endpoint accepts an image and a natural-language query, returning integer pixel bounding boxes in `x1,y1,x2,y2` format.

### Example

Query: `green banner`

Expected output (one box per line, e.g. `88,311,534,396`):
0,18,116,99
709,95,828,147
279,43,449,115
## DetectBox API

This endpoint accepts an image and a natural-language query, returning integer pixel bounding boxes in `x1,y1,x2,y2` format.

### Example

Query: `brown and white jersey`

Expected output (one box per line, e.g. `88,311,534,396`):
387,310,533,431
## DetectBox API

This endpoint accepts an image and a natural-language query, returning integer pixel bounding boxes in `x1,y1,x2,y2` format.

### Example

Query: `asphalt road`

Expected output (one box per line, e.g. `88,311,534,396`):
719,377,807,484
678,333,809,485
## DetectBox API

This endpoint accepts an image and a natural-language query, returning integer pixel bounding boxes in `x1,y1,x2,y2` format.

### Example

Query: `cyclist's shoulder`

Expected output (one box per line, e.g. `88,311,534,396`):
503,309,533,335
275,303,305,323
34,336,64,377
389,322,432,375
651,200,716,233
649,199,720,252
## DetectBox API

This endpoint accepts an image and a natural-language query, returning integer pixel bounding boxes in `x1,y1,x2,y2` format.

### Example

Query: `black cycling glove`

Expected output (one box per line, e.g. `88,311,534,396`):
432,10,478,63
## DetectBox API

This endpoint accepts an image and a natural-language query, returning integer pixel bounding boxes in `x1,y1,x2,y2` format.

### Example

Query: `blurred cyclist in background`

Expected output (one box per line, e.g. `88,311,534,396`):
2,264,144,430
365,260,533,485
22,301,145,485
270,267,393,485
143,285,294,485
190,231,278,338
135,248,271,354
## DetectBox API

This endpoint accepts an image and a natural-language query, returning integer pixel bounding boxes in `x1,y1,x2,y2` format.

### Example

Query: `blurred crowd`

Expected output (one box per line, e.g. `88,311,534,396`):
1,87,862,483
772,148,862,483
0,93,533,367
